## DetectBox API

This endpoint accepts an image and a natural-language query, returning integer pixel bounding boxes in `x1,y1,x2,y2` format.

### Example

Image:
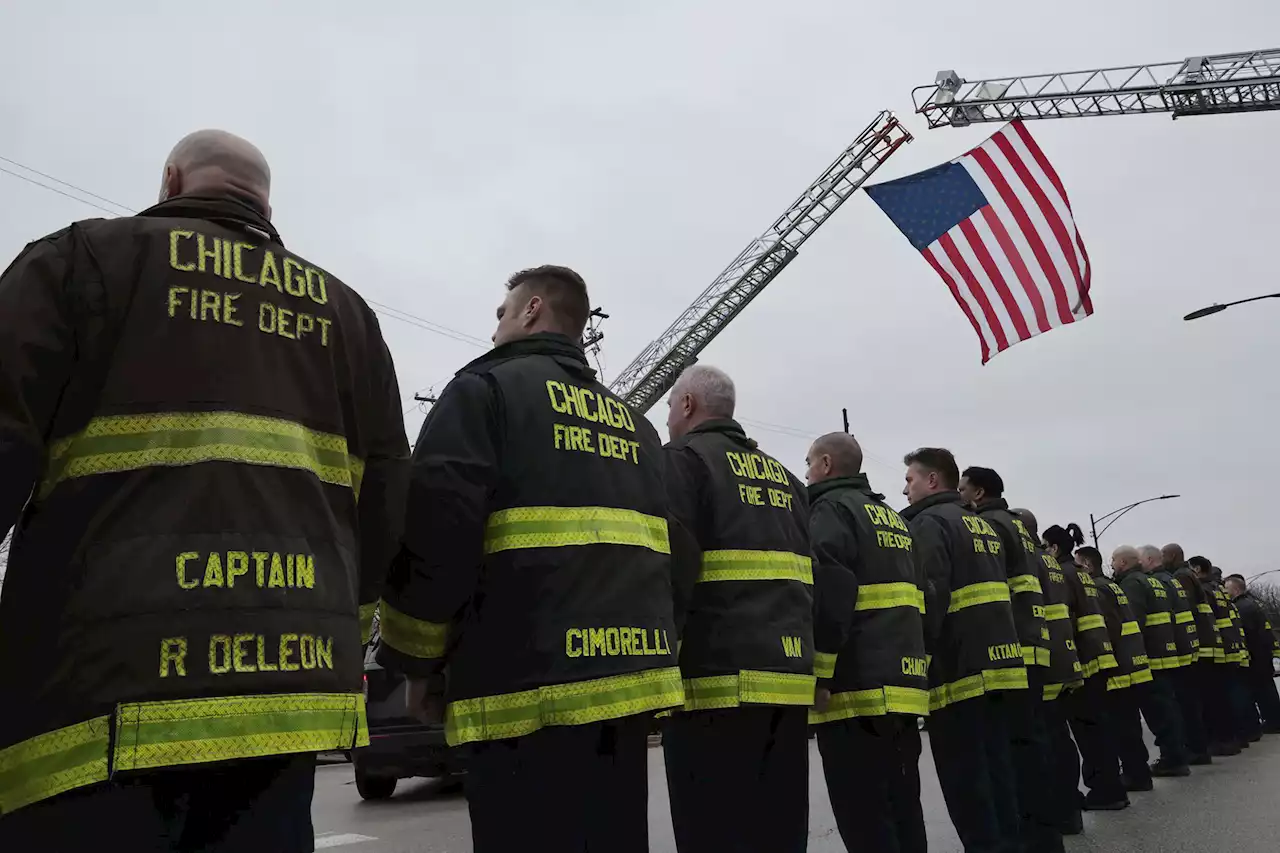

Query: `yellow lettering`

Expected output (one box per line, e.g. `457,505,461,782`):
300,634,316,669
159,637,188,677
209,635,232,675
176,551,199,590
196,234,221,276
621,628,634,656
253,552,269,586
578,388,600,422
223,293,243,326
640,628,654,655
259,251,282,292
169,230,195,271
269,553,285,587
226,551,249,587
296,555,314,589
589,628,606,657
277,307,297,340
283,257,307,297
296,313,314,339
305,266,328,304
547,381,569,414
202,552,225,588
198,290,221,322
566,628,583,657
316,636,333,669
256,634,279,672
287,554,296,587
222,239,233,279
233,633,256,672
279,634,299,672
167,286,189,318
258,301,276,334
232,242,257,283
317,317,331,347
605,627,621,656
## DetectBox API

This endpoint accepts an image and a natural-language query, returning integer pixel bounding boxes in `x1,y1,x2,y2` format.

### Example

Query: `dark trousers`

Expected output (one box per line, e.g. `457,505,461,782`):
1043,696,1081,829
817,715,926,853
1005,673,1064,853
1248,665,1280,728
665,706,809,853
1067,678,1125,804
1172,665,1209,758
930,692,1021,853
1105,685,1151,785
1200,662,1239,747
1228,667,1263,741
1140,671,1189,766
467,715,650,853
0,753,316,853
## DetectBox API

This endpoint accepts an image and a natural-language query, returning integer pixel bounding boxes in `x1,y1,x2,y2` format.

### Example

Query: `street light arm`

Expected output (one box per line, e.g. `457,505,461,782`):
1090,494,1180,547
1185,292,1280,321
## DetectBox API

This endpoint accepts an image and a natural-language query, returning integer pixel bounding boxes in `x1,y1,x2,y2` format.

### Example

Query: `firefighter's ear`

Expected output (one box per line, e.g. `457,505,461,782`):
523,293,544,327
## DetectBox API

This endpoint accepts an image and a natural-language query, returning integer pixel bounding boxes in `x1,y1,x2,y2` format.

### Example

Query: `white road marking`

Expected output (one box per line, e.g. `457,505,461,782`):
314,832,378,849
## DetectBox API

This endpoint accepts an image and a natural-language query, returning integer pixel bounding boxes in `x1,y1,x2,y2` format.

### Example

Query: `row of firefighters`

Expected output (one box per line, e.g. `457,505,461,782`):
3,188,1279,853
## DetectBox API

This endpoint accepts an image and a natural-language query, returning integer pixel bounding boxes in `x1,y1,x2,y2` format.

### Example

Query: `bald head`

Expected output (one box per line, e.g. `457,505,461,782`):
1011,507,1038,538
1138,545,1163,572
666,365,735,441
806,432,863,485
160,130,271,216
1162,543,1185,569
1112,545,1140,574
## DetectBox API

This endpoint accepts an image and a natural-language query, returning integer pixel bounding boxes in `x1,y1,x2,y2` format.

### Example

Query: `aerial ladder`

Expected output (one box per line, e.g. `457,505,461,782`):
912,47,1280,128
609,111,911,413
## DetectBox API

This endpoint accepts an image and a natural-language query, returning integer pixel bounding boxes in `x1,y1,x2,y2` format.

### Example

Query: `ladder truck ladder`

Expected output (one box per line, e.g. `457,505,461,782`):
913,47,1280,128
610,110,911,414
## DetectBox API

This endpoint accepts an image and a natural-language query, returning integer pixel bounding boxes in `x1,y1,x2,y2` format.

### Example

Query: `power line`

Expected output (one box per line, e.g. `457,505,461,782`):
0,155,134,213
0,165,127,217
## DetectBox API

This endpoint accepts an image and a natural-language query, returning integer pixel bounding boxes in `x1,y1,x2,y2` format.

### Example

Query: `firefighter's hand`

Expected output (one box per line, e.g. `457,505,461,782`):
813,687,831,713
405,676,446,725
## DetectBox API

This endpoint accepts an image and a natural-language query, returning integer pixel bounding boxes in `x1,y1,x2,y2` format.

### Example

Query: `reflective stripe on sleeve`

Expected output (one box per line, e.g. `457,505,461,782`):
379,600,448,659
855,582,925,612
1145,612,1173,626
947,581,1011,613
929,666,1028,711
1198,603,1214,615
1106,673,1132,691
1130,667,1154,685
1008,574,1043,595
1022,646,1051,667
681,670,816,712
1076,614,1106,632
40,412,364,500
697,550,812,584
484,506,669,554
1121,621,1141,636
809,685,930,724
1081,654,1119,679
359,602,378,646
446,666,684,746
813,652,838,679
1175,611,1194,624
1044,603,1071,621
113,693,366,772
1215,618,1234,629
0,716,111,814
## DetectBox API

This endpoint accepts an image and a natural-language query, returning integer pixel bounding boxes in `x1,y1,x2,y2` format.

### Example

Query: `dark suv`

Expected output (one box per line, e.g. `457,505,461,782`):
352,625,464,800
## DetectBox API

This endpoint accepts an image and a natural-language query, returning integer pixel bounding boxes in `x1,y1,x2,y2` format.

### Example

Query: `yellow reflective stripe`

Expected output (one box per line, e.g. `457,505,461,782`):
1008,574,1043,595
947,581,1011,613
1023,647,1051,667
1042,679,1083,702
809,685,930,724
682,670,816,711
813,652,838,679
113,692,366,772
698,550,812,584
1198,603,1214,614
0,716,111,814
1145,612,1172,626
1215,618,1234,629
1076,614,1106,632
1175,611,1194,624
1198,647,1217,660
484,506,669,555
1044,603,1071,621
929,667,1028,711
1106,673,1132,691
445,666,683,746
1121,620,1141,636
359,602,378,646
856,582,925,612
1130,668,1154,685
41,412,363,500
379,600,447,659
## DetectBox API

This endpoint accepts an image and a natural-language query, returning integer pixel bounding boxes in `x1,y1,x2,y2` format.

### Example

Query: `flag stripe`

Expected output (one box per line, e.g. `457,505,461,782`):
939,232,1009,353
968,146,1075,325
958,219,1031,341
979,207,1051,333
930,243,1002,356
923,247,991,363
991,132,1087,315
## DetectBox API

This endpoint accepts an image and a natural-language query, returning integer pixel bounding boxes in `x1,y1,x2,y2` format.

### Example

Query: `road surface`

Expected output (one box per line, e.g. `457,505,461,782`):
313,731,1280,852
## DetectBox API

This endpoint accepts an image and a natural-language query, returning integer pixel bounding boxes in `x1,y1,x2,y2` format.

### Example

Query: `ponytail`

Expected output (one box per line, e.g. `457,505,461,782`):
1043,523,1085,557
1065,523,1085,548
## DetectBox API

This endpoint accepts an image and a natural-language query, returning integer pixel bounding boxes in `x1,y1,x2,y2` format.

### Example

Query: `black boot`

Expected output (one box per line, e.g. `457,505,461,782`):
1121,773,1154,792
1150,759,1191,777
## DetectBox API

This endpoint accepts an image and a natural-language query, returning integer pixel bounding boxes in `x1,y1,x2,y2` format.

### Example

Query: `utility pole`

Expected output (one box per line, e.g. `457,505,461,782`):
1088,494,1181,548
842,408,850,434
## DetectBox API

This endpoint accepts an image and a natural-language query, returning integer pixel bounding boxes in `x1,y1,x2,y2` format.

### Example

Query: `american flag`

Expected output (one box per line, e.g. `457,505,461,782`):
867,121,1092,363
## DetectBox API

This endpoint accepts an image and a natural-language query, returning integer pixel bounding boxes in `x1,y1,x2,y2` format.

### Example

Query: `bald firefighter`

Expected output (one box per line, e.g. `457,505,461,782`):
0,131,409,850
806,433,928,853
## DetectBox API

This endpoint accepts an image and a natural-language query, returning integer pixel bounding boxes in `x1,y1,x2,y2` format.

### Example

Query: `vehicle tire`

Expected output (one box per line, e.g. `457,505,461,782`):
355,767,397,801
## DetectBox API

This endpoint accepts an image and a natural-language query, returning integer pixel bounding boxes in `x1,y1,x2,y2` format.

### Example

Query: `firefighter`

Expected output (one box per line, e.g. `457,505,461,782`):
1224,574,1280,734
806,432,928,853
375,265,684,853
900,448,1026,853
1219,570,1261,743
1189,556,1245,754
959,469,1060,852
1075,546,1155,794
1166,544,1231,759
1113,545,1191,776
1042,524,1127,820
1140,545,1208,765
663,365,813,853
0,130,409,850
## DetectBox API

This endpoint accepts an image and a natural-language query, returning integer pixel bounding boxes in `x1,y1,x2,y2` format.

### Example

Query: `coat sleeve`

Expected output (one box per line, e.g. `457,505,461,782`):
376,371,500,677
0,232,78,536
663,443,706,636
909,514,951,652
809,499,859,681
1122,575,1149,624
356,326,411,645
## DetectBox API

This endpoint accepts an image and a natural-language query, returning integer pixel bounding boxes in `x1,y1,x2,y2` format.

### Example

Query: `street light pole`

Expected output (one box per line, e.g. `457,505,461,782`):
1089,494,1181,548
1184,292,1280,321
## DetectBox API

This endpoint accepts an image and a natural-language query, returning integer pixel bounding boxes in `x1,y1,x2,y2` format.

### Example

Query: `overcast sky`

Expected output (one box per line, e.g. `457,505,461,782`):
2,2,1277,576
